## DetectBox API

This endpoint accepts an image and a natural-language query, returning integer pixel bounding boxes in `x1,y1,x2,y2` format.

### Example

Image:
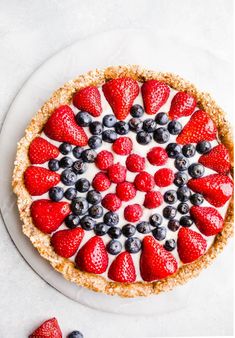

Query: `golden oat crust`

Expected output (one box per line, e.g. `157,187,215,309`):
12,65,234,298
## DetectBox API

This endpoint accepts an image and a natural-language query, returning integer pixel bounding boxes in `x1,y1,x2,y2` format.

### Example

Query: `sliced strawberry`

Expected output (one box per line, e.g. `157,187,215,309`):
141,80,170,115
108,251,136,283
190,206,224,236
28,137,59,164
24,166,60,195
30,199,70,234
140,236,178,281
73,86,102,117
75,236,108,274
176,110,217,144
199,144,231,174
44,105,88,146
188,174,233,207
29,317,62,338
102,78,139,120
51,228,84,258
177,227,207,263
168,91,196,119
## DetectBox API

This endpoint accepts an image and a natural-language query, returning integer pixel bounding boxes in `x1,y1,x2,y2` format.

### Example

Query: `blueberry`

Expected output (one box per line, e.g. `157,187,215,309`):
163,206,177,219
152,226,167,241
125,237,142,253
102,114,117,127
164,239,176,251
188,163,205,178
86,190,102,205
75,111,92,127
174,155,189,171
72,159,87,174
89,121,103,135
153,127,170,144
177,186,191,202
59,156,73,168
106,240,122,255
65,214,80,229
81,149,97,163
103,212,119,226
196,141,211,154
149,213,163,227
68,330,84,338
75,178,90,192
88,136,102,149
167,120,182,135
168,219,180,231
80,215,95,230
155,112,169,125
122,224,136,237
180,216,193,227
177,203,189,214
136,221,151,234
190,193,204,205
71,197,89,216
174,172,188,187
89,205,103,219
94,222,108,236
102,130,118,143
136,131,152,145
143,118,157,133
128,118,143,133
49,186,64,201
64,187,77,200
115,121,129,135
182,144,196,158
108,226,122,239
166,143,182,158
72,146,83,159
61,169,77,186
48,159,60,171
130,104,144,117
59,142,72,155
164,190,177,204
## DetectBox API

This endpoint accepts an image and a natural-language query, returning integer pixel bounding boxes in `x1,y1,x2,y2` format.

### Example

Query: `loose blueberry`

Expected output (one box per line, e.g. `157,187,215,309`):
174,172,189,187
143,118,157,133
81,149,97,163
68,330,84,338
188,163,205,178
89,121,103,135
65,214,80,229
106,240,122,255
136,221,151,234
88,205,103,219
168,219,180,232
102,129,118,143
71,197,89,215
59,142,72,155
102,114,117,127
164,190,178,204
196,141,212,154
103,212,119,226
177,185,191,202
174,155,189,171
163,206,177,219
152,226,167,241
177,202,189,214
155,112,169,125
130,104,144,117
182,144,196,158
75,178,90,193
61,169,77,186
86,190,102,205
75,111,92,127
48,159,60,171
153,127,170,144
149,213,163,227
80,215,95,230
180,215,194,227
115,121,129,135
128,118,143,133
122,224,136,237
164,239,176,251
190,193,204,205
166,143,182,158
72,159,87,174
49,186,64,202
64,187,77,200
88,136,102,149
167,120,182,135
125,237,142,253
94,222,108,236
59,156,73,168
136,131,152,145
108,226,122,239
72,146,83,159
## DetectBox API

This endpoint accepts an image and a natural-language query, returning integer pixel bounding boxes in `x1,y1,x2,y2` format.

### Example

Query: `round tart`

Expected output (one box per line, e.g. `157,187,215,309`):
13,65,234,297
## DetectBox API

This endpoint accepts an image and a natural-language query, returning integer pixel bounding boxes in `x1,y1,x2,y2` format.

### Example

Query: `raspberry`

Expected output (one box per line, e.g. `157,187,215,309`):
134,171,155,192
154,168,174,187
112,137,133,155
147,146,168,166
126,153,145,172
102,193,122,211
144,191,163,209
116,182,136,201
92,172,111,191
124,204,143,222
95,150,114,170
108,163,127,183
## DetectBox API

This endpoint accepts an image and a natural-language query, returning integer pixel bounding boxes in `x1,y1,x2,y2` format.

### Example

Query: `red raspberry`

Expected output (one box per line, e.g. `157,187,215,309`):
116,181,137,201
147,146,168,165
108,163,127,183
154,168,174,187
95,150,114,170
102,193,122,211
112,137,133,155
134,171,155,192
92,172,111,191
144,191,163,209
126,153,145,172
124,204,143,222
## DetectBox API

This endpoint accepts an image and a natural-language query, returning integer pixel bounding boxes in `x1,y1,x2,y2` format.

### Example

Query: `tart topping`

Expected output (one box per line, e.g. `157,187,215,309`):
101,193,122,212
95,150,114,170
73,86,102,117
124,204,143,222
147,146,168,166
112,136,133,155
190,206,224,236
126,153,145,172
168,91,196,120
29,137,59,164
199,144,231,174
108,251,136,282
143,190,163,209
116,181,136,201
141,80,170,115
51,228,84,258
154,168,174,187
134,171,155,192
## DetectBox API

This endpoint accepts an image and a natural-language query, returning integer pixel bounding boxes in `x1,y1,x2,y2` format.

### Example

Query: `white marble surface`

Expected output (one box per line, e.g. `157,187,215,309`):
0,0,233,337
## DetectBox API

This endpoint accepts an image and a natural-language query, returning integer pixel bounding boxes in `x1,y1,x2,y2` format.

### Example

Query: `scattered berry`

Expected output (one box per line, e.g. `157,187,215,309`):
163,206,177,219
72,159,87,174
164,190,177,204
190,193,204,205
174,155,189,171
29,317,62,338
174,172,188,187
128,117,143,132
75,178,90,192
68,330,84,338
177,185,191,202
80,216,96,231
59,156,73,168
48,159,60,171
81,148,97,163
177,202,189,214
188,163,205,178
102,129,118,143
72,146,83,159
180,215,193,227
88,135,102,149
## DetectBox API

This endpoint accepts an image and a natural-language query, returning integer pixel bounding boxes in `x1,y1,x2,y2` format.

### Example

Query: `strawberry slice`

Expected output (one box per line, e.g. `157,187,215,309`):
188,174,233,207
141,80,170,115
51,228,84,258
102,78,139,120
73,86,102,117
24,166,60,195
30,199,70,234
199,144,231,174
177,228,207,263
168,91,196,119
44,105,88,146
140,236,178,281
108,251,136,283
190,206,224,236
75,236,108,274
176,110,217,144
29,137,59,164
29,317,62,338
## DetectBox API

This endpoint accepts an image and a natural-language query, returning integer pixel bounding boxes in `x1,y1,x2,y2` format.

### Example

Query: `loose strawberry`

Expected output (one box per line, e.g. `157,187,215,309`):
190,206,224,236
44,105,88,146
168,91,196,120
102,193,122,212
144,191,163,209
51,228,84,258
140,236,178,281
73,86,102,117
141,80,170,115
108,163,127,183
29,317,62,338
75,236,108,274
108,252,136,282
147,146,168,166
126,153,145,172
92,172,111,192
24,166,60,195
28,137,59,164
134,171,155,192
199,144,231,174
95,150,114,170
116,181,136,201
112,137,133,155
102,77,139,120
177,227,207,263
154,168,174,187
124,204,143,222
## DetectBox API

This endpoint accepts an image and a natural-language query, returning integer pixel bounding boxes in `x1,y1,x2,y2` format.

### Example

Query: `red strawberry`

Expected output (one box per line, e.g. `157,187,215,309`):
30,199,70,234
147,146,168,166
28,137,59,164
141,80,170,115
51,228,84,258
108,252,136,282
168,91,196,119
176,110,217,144
24,166,60,195
154,168,174,187
126,153,145,172
134,171,155,192
44,105,88,146
124,204,143,222
116,181,136,201
190,206,224,236
140,236,178,281
102,77,139,120
29,317,62,338
95,150,114,170
73,86,102,117
92,172,111,192
102,193,122,212
108,163,127,183
75,236,108,274
144,191,163,209
188,174,233,207
112,137,133,155
199,144,231,174
177,227,207,263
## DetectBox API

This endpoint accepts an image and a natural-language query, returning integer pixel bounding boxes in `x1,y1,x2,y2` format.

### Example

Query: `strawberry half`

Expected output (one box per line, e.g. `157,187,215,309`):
188,174,233,207
141,80,170,115
29,137,59,164
176,110,217,144
51,228,84,258
168,91,196,119
31,199,70,234
75,236,108,274
73,86,102,117
140,236,178,281
29,317,62,338
108,251,136,282
44,105,88,146
177,227,207,263
24,166,60,195
199,144,231,175
102,77,139,120
190,206,224,236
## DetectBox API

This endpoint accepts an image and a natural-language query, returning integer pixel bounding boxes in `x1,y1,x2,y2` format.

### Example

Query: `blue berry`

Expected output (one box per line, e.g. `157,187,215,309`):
128,118,143,133
196,141,211,154
167,120,182,135
80,215,95,230
48,159,60,171
108,226,122,239
136,131,152,145
49,186,64,201
163,206,177,219
106,240,122,255
102,129,117,143
143,118,157,133
153,127,170,144
164,190,177,204
182,144,196,158
190,193,204,205
86,190,102,205
89,121,103,135
188,163,205,178
64,187,77,200
88,136,102,149
177,186,191,202
122,224,136,237
177,203,189,214
88,205,103,219
65,214,80,229
125,237,142,253
71,197,89,215
103,212,119,226
115,121,129,135
94,223,108,236
59,142,72,154
136,221,151,234
180,216,193,227
72,146,83,159
167,219,180,231
164,239,176,251
149,213,163,227
102,114,117,127
174,155,189,171
75,111,92,127
130,104,144,117
152,226,167,241
75,178,90,192
155,112,169,125
59,156,73,168
81,149,97,163
68,330,84,338
72,159,87,174
61,169,77,186
166,143,182,158
174,172,188,187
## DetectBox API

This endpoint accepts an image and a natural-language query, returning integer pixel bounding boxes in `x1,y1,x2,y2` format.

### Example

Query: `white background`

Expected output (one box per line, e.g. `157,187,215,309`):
0,0,233,337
